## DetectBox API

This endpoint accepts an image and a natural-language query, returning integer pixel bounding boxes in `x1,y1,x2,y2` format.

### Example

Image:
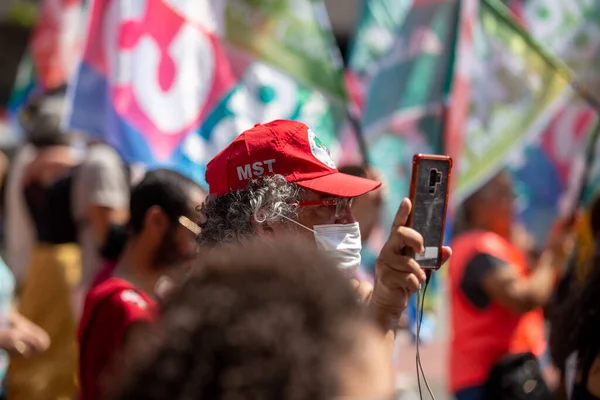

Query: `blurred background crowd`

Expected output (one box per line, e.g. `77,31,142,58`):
0,0,599,399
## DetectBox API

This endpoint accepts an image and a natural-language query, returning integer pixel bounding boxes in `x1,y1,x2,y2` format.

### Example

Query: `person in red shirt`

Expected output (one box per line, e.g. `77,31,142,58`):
78,169,204,400
448,171,569,400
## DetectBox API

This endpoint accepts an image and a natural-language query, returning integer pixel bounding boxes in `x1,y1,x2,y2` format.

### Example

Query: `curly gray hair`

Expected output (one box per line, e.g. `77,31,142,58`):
198,175,301,247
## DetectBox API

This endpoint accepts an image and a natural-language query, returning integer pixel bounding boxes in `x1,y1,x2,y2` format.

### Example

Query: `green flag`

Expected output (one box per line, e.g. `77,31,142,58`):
350,0,460,144
455,0,571,202
225,0,346,102
347,0,461,225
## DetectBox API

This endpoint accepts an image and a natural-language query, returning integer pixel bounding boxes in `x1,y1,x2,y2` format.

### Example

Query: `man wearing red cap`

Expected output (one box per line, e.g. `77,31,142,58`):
199,120,451,355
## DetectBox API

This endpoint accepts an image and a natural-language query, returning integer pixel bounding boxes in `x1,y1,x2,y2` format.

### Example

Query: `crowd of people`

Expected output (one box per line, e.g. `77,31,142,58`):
0,90,597,400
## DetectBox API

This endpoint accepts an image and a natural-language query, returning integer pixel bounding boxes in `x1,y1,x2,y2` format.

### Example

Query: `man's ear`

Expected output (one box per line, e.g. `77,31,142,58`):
256,222,275,238
144,205,169,235
252,211,275,238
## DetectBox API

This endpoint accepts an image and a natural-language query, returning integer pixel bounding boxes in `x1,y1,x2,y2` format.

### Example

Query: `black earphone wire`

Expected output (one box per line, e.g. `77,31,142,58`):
416,270,436,400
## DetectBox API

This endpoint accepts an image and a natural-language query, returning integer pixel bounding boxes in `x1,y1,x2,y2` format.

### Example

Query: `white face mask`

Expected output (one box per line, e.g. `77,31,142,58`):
313,223,362,277
282,216,362,277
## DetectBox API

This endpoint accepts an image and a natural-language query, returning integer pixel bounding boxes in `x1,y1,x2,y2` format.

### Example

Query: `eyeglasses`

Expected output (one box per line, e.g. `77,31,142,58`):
296,197,354,219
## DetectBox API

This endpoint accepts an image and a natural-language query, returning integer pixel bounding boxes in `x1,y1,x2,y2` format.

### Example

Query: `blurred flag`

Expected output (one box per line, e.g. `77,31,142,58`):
3,51,37,146
30,0,85,89
454,0,572,208
6,0,85,142
484,0,600,243
3,0,38,27
7,51,37,118
65,0,348,184
347,0,461,231
444,0,476,200
505,0,600,99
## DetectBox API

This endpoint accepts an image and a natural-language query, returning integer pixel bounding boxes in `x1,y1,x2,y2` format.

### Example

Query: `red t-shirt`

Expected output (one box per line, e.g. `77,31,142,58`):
78,277,156,400
448,231,546,391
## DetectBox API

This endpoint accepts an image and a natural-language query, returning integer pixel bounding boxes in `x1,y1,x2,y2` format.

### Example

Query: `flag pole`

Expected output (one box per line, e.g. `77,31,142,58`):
346,106,371,167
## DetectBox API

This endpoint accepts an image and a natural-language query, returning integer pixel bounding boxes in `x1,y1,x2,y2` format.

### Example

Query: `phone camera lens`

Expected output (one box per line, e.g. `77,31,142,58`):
428,169,442,194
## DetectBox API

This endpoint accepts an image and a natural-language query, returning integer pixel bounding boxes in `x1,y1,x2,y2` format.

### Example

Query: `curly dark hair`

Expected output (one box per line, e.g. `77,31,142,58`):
197,175,300,247
109,239,367,400
551,245,600,372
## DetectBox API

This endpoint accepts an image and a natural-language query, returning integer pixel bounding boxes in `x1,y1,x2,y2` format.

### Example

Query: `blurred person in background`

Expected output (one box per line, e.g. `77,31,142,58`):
78,169,204,400
549,194,600,400
0,150,50,399
448,170,570,400
553,231,600,400
72,138,130,313
198,120,451,365
548,195,600,321
108,239,395,400
2,89,67,287
6,90,84,400
3,142,35,286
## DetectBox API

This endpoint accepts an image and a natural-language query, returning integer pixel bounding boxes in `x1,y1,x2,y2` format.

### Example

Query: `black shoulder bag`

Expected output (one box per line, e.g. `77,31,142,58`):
484,352,556,400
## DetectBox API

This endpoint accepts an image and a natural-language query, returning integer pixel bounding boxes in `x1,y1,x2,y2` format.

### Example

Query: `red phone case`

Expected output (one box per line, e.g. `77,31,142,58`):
406,154,452,270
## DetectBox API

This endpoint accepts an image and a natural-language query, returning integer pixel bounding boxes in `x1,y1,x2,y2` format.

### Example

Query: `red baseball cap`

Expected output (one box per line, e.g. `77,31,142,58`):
205,120,381,197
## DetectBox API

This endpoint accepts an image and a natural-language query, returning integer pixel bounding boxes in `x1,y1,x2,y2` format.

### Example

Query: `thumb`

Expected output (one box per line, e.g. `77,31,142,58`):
391,198,412,232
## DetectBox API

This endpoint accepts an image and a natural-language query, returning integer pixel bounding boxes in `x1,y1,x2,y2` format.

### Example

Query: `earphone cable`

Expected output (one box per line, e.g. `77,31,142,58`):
416,282,424,400
416,271,436,400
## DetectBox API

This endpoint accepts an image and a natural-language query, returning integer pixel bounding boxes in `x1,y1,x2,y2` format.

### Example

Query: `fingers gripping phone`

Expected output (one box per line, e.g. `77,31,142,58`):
406,154,452,270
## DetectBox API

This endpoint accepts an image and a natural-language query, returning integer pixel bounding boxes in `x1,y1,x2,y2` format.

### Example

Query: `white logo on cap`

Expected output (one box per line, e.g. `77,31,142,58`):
237,159,276,180
308,129,336,169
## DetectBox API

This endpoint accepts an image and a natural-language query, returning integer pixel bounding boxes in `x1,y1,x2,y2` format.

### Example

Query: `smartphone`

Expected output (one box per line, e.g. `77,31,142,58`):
406,154,452,270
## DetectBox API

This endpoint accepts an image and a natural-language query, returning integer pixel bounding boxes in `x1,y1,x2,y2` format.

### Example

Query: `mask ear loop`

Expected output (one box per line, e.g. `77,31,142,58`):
278,213,317,234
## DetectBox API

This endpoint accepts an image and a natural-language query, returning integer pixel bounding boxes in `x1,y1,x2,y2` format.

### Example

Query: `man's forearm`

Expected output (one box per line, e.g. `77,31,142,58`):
369,301,401,333
368,299,404,363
